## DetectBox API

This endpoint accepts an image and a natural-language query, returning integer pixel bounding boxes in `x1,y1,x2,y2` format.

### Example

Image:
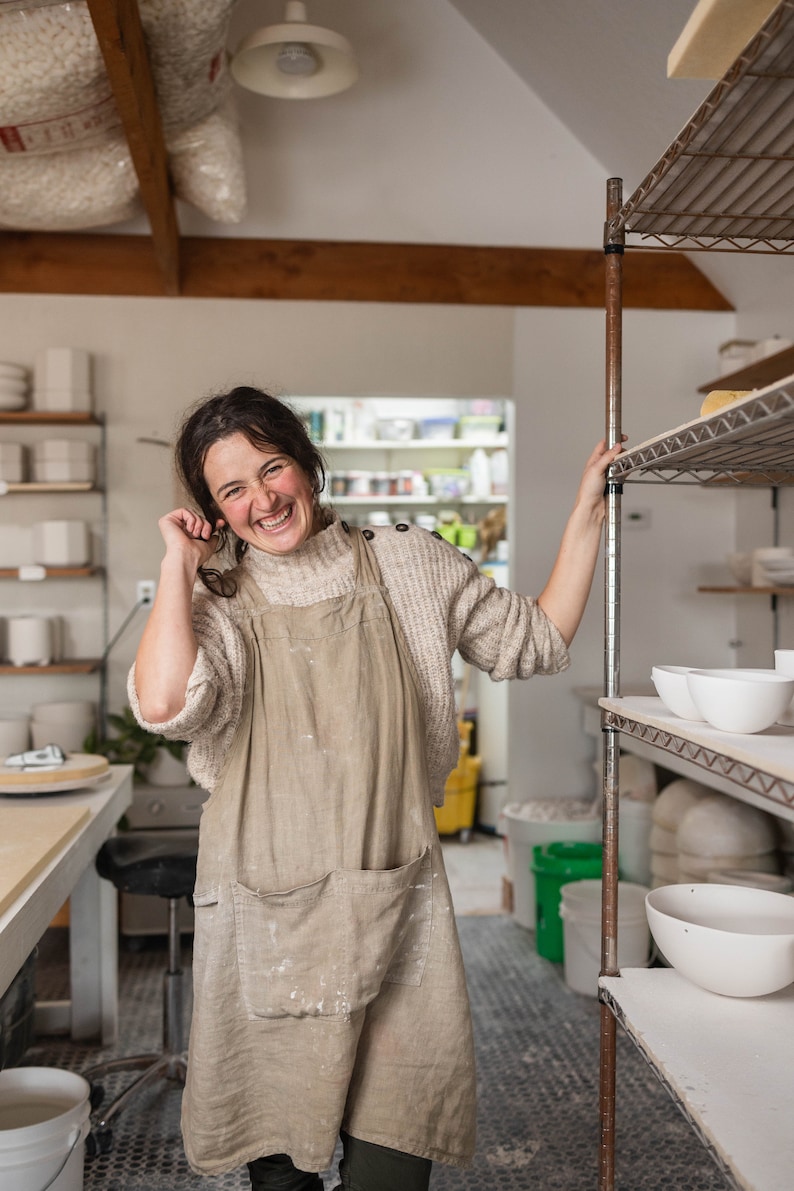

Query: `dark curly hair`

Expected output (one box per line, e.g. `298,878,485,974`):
175,386,327,596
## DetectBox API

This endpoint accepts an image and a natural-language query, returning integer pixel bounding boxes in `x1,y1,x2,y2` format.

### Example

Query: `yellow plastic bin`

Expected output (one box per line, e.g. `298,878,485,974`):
435,754,481,838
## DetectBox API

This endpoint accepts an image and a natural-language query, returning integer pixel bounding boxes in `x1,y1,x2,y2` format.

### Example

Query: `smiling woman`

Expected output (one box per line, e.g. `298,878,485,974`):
126,383,619,1191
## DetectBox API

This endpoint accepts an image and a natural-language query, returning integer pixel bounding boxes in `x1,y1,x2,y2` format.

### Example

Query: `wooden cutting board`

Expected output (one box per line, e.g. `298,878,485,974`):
0,753,109,789
0,803,91,915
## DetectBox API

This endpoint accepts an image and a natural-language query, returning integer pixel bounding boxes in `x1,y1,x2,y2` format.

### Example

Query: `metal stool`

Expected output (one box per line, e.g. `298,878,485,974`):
82,833,198,1152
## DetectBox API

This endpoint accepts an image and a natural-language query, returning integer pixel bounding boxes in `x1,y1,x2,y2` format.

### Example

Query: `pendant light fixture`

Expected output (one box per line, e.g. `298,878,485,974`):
230,1,358,99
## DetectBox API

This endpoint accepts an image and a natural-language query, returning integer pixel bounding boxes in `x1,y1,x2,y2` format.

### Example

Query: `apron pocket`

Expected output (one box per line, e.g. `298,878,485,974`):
232,846,433,1022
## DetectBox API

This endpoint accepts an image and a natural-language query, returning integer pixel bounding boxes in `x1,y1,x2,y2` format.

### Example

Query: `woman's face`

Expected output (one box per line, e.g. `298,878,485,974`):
203,432,319,556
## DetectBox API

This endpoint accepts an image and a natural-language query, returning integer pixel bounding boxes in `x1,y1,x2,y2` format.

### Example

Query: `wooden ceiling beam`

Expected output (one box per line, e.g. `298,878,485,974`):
85,0,180,296
0,233,733,310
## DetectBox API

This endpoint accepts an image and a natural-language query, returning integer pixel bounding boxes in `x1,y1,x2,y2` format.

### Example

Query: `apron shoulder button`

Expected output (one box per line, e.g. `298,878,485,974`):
432,531,444,540
395,523,410,532
362,528,375,540
341,520,350,534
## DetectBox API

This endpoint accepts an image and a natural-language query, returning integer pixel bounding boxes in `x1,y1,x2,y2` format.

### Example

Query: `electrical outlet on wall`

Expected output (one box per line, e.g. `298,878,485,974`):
137,580,156,605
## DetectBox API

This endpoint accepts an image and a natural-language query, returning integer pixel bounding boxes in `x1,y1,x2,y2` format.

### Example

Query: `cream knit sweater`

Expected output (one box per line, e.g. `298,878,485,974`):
128,515,570,805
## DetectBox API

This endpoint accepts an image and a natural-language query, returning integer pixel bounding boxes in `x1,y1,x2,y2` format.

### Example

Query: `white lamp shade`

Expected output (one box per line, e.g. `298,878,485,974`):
231,2,358,98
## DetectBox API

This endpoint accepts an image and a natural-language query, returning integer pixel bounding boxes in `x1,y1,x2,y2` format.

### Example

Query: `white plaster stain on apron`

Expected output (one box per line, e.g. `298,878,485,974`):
181,527,476,1176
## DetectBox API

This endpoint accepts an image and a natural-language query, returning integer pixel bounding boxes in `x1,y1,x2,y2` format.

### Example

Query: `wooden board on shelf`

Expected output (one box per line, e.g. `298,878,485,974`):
0,482,96,494
697,345,794,393
0,660,103,675
0,567,100,580
0,412,99,425
668,0,780,79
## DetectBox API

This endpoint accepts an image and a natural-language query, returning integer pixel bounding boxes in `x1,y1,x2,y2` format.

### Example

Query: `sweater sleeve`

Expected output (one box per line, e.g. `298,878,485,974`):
126,586,246,791
453,557,570,679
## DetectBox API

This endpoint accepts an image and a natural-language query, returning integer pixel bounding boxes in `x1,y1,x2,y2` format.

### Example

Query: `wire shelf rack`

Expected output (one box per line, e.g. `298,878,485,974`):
609,374,794,484
607,0,794,253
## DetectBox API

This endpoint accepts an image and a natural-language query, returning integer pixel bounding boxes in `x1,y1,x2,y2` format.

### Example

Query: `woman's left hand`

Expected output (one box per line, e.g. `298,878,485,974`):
575,435,627,514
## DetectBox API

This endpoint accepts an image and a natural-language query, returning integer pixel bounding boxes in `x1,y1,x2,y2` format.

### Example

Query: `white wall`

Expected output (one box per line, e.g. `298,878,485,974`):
507,305,737,803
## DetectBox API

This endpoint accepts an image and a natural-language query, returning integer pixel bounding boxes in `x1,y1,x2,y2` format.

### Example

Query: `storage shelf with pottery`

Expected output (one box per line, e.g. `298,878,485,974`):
329,494,507,506
0,405,108,726
598,4,794,1187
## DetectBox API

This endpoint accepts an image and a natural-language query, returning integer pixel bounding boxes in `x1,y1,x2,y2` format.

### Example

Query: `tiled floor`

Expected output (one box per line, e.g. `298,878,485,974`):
20,830,730,1190
440,829,506,915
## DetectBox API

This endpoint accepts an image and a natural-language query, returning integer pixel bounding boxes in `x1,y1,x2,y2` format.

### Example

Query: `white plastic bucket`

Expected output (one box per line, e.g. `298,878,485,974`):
559,879,651,996
618,797,653,886
503,803,600,930
0,1067,90,1191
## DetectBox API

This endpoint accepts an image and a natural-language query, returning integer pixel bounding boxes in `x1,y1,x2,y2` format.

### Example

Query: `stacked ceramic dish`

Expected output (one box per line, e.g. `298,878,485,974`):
32,347,92,412
676,793,781,882
652,664,794,733
32,440,95,484
0,360,29,411
649,779,711,888
751,546,794,586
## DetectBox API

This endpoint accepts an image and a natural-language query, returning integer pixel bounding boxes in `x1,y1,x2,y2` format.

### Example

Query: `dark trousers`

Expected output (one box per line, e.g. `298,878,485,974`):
248,1130,432,1191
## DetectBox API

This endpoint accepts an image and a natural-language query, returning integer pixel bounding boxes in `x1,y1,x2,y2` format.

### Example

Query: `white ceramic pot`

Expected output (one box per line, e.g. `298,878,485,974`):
32,520,90,567
6,616,52,666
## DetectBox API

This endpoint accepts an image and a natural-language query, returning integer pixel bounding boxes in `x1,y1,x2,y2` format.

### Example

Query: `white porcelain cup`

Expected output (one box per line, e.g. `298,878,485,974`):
6,616,52,666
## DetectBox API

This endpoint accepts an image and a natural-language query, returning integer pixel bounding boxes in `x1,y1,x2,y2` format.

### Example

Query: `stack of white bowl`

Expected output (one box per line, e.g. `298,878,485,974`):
31,701,96,753
32,440,95,484
677,793,781,882
0,361,29,411
32,347,92,413
649,779,712,888
0,442,27,484
32,520,91,567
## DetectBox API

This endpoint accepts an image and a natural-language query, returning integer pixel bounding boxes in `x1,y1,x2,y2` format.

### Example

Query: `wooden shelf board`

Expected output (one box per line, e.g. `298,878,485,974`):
0,412,100,426
698,584,794,594
0,660,103,675
0,567,101,580
697,345,794,393
0,482,97,494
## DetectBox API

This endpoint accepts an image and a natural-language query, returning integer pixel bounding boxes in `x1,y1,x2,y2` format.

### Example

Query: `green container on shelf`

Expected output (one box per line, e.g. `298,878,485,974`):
531,841,603,963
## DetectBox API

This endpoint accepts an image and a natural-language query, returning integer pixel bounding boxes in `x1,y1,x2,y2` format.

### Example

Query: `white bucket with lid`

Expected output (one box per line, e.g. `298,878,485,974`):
559,879,651,996
503,801,601,930
0,1067,90,1191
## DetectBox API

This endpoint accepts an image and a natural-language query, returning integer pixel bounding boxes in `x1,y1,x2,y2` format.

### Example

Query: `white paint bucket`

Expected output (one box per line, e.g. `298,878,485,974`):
559,879,651,996
0,1067,90,1191
503,802,600,930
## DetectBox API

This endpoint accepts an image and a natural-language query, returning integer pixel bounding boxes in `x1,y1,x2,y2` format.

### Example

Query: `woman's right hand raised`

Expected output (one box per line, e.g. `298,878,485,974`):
158,508,223,572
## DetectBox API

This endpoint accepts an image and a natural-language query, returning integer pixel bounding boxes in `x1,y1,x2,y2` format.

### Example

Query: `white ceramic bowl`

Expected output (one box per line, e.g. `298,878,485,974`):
651,666,705,720
686,668,794,733
646,883,794,997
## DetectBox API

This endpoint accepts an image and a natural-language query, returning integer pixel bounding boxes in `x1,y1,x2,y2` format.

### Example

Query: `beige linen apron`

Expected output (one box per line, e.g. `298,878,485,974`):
182,526,476,1176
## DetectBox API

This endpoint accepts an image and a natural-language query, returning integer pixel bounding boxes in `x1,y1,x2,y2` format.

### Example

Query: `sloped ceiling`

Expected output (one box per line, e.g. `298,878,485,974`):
4,0,786,308
447,0,712,192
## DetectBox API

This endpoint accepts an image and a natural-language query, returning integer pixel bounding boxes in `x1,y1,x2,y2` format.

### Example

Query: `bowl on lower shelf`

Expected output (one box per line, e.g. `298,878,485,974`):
646,883,794,997
651,665,705,720
685,668,794,733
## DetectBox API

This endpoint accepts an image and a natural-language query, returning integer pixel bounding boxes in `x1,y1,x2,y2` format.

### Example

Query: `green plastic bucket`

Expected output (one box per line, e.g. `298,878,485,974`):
531,842,602,962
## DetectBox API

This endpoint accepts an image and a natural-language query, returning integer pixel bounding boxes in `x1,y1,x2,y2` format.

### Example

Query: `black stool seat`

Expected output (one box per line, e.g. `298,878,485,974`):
82,832,199,1154
96,835,198,899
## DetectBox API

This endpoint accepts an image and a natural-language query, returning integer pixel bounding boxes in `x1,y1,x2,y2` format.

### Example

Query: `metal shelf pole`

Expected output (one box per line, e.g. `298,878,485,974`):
600,176,625,1191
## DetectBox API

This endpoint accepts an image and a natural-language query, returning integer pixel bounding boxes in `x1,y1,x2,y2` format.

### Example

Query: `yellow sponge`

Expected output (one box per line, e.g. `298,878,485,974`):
700,389,753,416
